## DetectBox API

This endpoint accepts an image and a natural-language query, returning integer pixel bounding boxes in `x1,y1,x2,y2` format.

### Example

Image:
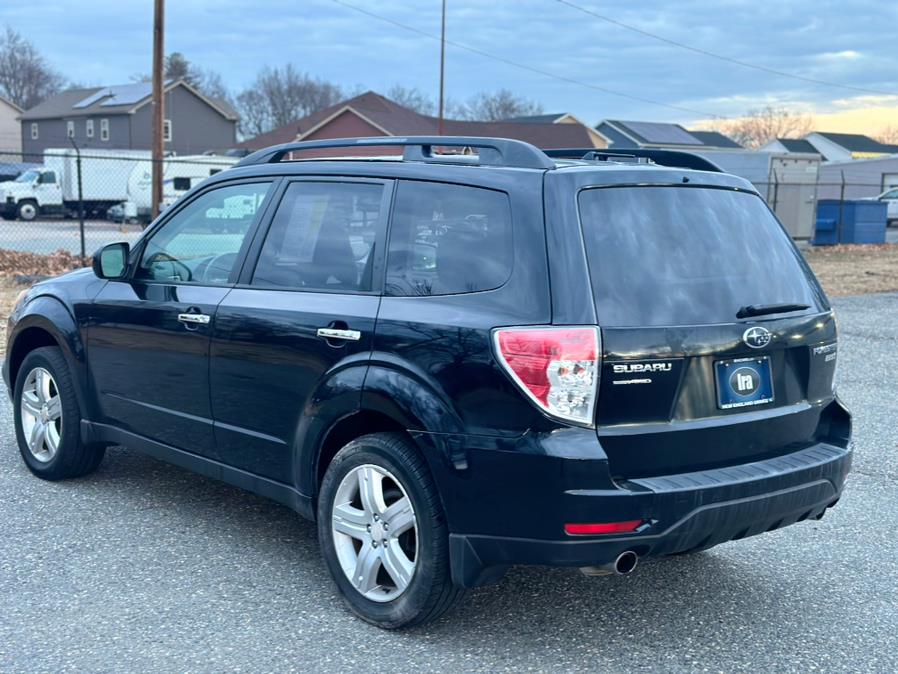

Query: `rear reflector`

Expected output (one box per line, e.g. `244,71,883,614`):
564,520,645,536
493,326,600,426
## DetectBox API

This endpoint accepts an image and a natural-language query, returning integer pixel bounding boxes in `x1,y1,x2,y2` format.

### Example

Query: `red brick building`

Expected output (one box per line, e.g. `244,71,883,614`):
238,91,605,154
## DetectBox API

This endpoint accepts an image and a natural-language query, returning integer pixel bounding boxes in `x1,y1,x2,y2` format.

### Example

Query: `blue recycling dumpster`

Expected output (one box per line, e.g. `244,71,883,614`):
813,200,887,245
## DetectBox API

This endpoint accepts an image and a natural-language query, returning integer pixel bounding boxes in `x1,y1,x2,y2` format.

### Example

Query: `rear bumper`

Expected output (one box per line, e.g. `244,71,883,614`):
448,442,851,587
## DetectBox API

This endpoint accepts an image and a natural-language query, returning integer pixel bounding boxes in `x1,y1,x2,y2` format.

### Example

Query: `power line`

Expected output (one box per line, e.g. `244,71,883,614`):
329,0,723,119
555,0,895,97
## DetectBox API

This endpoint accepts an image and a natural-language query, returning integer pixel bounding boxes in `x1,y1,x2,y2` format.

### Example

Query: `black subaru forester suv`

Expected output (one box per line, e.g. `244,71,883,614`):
3,137,851,628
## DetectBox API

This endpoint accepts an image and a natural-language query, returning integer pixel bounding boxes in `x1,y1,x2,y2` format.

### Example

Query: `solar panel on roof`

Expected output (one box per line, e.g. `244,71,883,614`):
624,121,701,145
99,82,154,107
73,89,111,109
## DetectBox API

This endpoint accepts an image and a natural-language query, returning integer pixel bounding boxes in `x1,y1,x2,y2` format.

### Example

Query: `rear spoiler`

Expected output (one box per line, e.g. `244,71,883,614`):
543,148,724,173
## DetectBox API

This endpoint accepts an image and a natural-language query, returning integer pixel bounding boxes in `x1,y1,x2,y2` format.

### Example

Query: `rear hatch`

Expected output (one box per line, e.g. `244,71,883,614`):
577,184,839,478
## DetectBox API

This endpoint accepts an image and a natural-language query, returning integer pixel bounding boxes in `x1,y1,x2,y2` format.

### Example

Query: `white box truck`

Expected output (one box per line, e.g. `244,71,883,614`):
0,149,236,222
0,148,149,221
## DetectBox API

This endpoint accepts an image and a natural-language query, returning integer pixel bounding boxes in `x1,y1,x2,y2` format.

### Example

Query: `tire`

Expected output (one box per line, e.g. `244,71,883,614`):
13,346,105,480
317,432,464,629
16,200,38,222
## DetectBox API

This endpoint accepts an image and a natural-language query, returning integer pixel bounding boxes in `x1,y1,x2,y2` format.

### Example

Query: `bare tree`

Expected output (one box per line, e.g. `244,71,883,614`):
0,26,65,109
453,89,544,121
708,106,812,149
387,85,435,115
236,65,344,137
875,126,898,145
134,52,231,102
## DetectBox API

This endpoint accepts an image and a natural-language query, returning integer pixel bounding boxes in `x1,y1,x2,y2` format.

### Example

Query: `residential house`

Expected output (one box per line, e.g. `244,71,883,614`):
0,95,22,154
502,112,607,148
799,132,898,162
595,119,742,150
760,138,821,155
20,80,238,158
238,91,603,154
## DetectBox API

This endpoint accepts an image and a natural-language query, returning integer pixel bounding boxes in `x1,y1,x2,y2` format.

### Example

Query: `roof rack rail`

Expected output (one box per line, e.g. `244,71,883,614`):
543,147,724,173
236,136,556,170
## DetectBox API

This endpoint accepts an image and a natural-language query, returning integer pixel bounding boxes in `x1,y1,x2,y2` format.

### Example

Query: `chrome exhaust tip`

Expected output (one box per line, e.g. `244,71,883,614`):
579,551,639,577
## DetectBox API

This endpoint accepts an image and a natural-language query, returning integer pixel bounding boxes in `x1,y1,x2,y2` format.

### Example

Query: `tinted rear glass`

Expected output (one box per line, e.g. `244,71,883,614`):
385,181,512,296
578,186,822,327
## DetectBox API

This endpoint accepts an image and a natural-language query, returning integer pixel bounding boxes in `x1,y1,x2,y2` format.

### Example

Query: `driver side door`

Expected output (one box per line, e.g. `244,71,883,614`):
87,179,275,457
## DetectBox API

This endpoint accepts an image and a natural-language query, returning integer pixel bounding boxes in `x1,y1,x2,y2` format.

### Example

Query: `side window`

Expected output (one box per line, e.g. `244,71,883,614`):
38,171,56,185
385,181,513,296
252,181,384,292
136,181,272,285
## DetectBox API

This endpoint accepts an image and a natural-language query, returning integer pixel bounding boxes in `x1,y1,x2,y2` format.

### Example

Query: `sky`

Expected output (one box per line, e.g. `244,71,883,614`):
2,0,897,132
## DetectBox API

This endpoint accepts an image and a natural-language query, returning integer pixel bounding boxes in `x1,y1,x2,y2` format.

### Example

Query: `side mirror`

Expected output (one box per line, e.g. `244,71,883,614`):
92,242,130,280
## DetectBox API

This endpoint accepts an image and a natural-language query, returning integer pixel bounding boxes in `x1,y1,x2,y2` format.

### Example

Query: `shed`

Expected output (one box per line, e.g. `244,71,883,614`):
817,155,898,200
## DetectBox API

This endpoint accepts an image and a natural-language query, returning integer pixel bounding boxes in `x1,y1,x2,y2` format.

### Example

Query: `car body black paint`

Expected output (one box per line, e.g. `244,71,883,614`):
3,141,852,589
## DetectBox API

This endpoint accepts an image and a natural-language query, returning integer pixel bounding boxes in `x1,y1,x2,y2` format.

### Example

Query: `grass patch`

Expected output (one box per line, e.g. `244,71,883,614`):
802,244,898,296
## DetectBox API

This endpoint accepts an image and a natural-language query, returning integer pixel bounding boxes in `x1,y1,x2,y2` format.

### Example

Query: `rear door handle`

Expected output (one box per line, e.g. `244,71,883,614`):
178,313,211,325
317,327,361,341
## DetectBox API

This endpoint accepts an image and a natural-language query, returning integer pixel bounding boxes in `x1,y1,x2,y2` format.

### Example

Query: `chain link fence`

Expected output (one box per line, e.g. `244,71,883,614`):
0,147,894,279
0,148,237,277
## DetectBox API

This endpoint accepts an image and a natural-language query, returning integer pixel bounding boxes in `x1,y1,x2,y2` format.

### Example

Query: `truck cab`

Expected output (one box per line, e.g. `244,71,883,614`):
0,168,62,221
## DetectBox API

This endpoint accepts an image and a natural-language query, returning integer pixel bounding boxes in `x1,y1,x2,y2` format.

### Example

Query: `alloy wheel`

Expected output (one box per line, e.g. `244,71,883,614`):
331,464,418,602
19,367,63,463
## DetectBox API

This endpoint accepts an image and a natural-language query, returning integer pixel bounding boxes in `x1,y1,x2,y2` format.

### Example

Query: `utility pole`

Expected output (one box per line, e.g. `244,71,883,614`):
151,0,165,220
438,0,446,135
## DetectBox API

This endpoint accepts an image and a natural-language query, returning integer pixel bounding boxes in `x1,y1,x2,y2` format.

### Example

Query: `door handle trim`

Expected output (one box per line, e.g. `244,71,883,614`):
317,327,361,342
178,313,211,325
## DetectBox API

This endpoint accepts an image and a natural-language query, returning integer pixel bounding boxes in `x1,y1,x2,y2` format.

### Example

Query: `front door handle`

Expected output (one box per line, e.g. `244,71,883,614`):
178,313,211,326
317,327,361,342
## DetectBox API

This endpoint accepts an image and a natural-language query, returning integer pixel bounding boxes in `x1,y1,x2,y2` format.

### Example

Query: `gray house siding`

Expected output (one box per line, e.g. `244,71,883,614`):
23,115,131,157
131,86,236,154
20,82,237,158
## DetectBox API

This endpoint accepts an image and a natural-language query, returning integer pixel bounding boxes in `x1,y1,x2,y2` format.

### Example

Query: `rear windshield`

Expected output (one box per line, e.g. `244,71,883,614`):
578,186,822,327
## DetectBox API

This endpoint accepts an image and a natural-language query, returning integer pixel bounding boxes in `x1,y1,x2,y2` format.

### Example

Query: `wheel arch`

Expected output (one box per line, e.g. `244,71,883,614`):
8,298,92,416
301,358,467,515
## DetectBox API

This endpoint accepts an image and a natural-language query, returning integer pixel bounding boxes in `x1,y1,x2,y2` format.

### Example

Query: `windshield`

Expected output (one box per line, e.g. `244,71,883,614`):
577,186,824,327
15,170,40,183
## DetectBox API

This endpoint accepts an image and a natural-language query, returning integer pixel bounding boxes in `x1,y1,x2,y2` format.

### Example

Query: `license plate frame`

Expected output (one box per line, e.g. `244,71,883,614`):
715,356,774,410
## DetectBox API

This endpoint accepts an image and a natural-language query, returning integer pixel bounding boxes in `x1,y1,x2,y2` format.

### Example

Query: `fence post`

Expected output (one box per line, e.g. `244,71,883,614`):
771,170,779,213
69,138,86,259
837,170,846,245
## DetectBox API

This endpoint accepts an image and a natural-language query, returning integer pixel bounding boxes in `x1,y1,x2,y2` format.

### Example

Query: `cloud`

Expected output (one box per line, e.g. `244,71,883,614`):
1,0,896,124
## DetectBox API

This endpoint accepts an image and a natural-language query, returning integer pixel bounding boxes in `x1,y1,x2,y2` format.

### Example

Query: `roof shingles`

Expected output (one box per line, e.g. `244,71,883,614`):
238,92,597,151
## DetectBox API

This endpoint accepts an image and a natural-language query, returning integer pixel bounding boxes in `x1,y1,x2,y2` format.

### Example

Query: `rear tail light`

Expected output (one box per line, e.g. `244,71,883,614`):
493,326,601,426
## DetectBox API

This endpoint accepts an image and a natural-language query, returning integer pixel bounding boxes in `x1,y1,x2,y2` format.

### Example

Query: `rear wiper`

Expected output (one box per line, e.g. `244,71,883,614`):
736,303,810,319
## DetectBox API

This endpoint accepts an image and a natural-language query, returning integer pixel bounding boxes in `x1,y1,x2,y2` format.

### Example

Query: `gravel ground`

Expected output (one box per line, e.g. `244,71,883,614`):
0,294,896,673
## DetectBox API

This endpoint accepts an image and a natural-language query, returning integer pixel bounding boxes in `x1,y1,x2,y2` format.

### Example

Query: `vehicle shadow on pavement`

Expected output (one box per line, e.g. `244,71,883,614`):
62,446,796,642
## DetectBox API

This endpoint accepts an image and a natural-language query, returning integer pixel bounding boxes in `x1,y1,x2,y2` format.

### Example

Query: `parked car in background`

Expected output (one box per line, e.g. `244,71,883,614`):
875,186,898,225
3,137,852,629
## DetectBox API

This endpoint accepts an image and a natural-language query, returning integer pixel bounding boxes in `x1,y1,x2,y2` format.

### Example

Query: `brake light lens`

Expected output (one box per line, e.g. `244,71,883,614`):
564,520,645,536
493,326,601,426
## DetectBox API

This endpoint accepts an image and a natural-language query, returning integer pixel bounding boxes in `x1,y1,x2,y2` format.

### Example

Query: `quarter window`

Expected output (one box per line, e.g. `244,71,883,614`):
252,181,385,292
385,181,513,296
136,182,272,285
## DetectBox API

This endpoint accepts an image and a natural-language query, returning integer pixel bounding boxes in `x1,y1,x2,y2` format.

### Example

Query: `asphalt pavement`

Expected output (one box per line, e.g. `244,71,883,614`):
0,293,896,673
